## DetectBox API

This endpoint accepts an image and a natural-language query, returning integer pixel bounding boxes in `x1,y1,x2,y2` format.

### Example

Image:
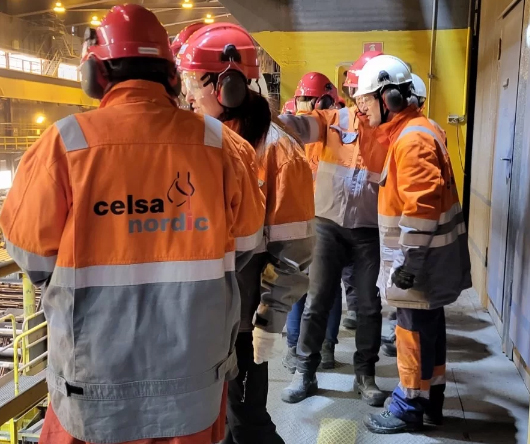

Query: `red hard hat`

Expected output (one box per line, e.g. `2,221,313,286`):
344,50,384,88
281,98,296,115
81,4,173,63
177,23,259,79
171,22,205,58
295,72,335,99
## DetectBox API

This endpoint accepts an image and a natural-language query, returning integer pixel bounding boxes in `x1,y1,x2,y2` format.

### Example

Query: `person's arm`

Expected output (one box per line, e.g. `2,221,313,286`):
394,133,442,277
278,110,329,145
0,126,71,286
222,133,265,272
254,156,315,334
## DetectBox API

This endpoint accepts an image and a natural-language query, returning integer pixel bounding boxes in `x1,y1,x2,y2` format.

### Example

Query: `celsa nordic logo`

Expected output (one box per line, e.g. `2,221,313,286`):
93,172,209,234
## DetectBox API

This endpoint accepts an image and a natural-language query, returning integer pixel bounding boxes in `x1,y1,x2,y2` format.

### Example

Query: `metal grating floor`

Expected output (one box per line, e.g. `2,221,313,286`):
267,290,529,444
0,370,45,408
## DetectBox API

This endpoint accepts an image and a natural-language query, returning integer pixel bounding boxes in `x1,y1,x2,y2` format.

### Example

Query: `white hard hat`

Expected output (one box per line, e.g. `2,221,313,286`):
353,55,412,98
411,73,427,99
249,74,269,97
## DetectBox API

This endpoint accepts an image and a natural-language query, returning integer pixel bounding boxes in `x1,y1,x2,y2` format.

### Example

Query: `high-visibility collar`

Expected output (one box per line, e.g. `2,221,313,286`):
100,80,177,109
378,105,420,145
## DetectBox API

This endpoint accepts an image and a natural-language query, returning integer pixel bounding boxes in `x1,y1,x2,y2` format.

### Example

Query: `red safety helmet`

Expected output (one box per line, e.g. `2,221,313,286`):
170,22,205,59
281,98,296,115
80,4,175,99
177,23,259,108
177,23,259,79
294,72,335,99
344,50,384,88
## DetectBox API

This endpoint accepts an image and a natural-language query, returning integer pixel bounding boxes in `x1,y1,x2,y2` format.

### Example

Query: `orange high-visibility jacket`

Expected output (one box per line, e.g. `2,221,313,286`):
279,106,388,228
227,120,315,333
377,106,472,309
0,80,264,444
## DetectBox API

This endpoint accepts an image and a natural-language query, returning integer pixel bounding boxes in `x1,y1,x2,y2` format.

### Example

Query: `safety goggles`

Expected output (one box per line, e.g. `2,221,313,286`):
180,70,215,99
354,93,378,109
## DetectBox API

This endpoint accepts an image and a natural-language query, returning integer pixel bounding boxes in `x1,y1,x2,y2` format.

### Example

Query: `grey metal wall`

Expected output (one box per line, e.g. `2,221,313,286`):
220,0,470,32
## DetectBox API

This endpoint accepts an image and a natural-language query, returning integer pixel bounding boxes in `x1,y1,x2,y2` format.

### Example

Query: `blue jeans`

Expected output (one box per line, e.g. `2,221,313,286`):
286,284,342,348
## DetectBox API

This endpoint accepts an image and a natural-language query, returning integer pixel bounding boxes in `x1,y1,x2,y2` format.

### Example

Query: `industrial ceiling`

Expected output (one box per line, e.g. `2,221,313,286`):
0,0,236,37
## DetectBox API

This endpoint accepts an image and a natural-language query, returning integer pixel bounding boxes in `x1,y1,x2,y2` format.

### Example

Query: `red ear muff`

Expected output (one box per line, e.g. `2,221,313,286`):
216,69,248,108
80,56,108,99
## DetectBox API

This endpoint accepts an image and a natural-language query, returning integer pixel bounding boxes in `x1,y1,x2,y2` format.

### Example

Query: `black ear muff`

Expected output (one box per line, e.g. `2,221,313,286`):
216,70,248,108
382,87,405,113
316,94,335,110
80,57,107,99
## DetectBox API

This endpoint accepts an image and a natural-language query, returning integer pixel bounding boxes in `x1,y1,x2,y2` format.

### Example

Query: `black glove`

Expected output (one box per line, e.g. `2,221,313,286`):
391,266,415,290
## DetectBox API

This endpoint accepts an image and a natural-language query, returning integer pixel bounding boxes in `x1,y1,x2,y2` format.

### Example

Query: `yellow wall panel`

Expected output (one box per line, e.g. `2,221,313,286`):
253,29,469,195
0,76,98,107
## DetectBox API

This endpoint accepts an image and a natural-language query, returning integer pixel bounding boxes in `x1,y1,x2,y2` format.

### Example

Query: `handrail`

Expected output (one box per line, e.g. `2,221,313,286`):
13,321,47,395
21,311,44,333
0,136,38,151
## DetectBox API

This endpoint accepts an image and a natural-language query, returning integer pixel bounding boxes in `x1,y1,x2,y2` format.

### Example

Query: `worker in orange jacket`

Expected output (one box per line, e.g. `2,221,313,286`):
178,23,315,444
170,22,205,109
353,55,471,434
279,51,388,407
283,72,356,373
1,6,265,444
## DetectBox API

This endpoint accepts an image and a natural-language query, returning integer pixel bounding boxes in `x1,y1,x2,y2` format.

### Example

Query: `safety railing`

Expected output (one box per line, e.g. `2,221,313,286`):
0,137,38,152
0,49,80,82
13,321,47,396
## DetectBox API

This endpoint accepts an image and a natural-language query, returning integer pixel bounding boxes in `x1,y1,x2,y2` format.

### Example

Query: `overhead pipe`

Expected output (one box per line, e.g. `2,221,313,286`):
427,0,439,118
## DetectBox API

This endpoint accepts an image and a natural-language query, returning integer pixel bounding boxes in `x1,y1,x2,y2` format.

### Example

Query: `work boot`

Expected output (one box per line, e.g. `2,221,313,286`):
424,410,444,426
320,341,335,369
381,342,397,357
355,375,386,407
425,385,445,425
282,346,297,374
342,310,357,329
281,371,318,404
364,411,423,434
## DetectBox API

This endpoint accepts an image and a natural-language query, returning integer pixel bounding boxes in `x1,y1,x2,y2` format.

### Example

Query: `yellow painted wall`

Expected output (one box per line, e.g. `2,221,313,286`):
253,29,470,196
0,75,98,107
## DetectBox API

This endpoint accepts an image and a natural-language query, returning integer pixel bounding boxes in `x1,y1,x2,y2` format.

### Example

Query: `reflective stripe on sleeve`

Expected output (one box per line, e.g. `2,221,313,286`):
338,106,349,130
56,115,88,152
5,240,56,273
267,219,315,243
397,125,447,154
400,215,438,232
235,225,264,252
400,222,466,248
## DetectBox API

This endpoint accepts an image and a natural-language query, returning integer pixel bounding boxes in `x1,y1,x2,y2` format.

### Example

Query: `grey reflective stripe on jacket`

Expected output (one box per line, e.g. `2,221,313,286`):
5,240,56,287
315,107,379,228
377,125,471,310
37,113,241,443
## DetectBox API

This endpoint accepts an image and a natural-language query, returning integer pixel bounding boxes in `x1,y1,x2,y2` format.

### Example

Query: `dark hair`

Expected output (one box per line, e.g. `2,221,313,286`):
105,57,177,97
220,89,272,158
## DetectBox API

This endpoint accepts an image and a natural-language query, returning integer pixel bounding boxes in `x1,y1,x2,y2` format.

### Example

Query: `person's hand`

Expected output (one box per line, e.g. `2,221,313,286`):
391,266,415,290
252,328,283,365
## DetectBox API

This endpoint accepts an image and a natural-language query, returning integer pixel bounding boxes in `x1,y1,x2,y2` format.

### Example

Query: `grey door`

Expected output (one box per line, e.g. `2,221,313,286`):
487,0,523,319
